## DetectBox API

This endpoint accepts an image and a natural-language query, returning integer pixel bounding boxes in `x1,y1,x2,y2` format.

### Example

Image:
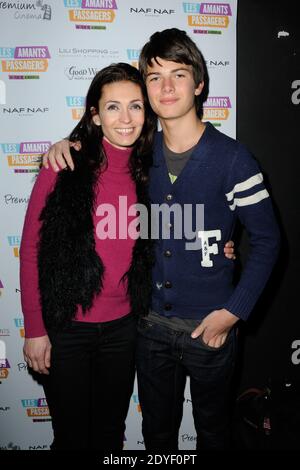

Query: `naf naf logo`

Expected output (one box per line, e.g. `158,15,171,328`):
28,444,49,450
7,236,21,258
182,2,232,35
0,442,21,450
66,96,85,120
14,318,25,338
0,1,52,21
0,46,51,80
63,0,118,31
129,7,175,16
1,142,51,174
206,59,230,69
0,406,10,412
21,398,51,422
2,106,49,117
203,96,231,126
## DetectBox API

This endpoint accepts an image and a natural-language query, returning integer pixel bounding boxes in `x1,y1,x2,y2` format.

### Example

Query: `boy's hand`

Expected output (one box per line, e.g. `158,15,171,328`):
224,240,236,260
43,140,81,172
191,308,239,348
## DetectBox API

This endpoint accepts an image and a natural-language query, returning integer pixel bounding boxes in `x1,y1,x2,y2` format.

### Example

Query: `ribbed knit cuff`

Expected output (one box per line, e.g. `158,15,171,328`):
223,285,257,321
23,311,47,338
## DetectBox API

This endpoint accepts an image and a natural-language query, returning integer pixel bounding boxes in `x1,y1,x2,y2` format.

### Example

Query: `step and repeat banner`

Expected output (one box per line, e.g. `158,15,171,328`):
0,0,237,450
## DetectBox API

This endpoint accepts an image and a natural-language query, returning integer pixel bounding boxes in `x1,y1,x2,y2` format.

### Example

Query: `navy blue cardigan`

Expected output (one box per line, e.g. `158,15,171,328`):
149,122,280,321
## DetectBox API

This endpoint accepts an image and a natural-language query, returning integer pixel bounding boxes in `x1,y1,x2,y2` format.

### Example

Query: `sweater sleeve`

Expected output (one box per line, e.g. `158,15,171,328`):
20,167,57,338
222,144,280,321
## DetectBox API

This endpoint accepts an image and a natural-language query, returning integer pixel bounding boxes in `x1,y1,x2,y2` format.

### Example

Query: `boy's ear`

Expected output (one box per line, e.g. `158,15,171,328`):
195,81,204,96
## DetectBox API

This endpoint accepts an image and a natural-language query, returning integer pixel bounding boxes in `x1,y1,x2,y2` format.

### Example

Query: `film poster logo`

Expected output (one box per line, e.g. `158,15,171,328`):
126,49,140,69
21,398,51,422
66,96,85,119
14,318,25,338
1,141,51,174
203,96,231,126
0,343,10,383
0,46,50,80
132,394,141,413
7,236,21,258
182,2,232,35
64,0,118,31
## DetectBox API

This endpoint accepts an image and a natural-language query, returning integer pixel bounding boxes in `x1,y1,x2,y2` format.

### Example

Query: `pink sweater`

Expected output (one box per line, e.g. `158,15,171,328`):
20,139,137,338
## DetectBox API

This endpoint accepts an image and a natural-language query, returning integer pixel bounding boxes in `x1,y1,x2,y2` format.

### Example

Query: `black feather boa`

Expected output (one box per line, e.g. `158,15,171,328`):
38,151,154,331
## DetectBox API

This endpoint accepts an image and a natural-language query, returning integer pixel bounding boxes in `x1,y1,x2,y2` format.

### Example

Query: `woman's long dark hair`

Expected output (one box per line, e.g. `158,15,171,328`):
69,62,157,183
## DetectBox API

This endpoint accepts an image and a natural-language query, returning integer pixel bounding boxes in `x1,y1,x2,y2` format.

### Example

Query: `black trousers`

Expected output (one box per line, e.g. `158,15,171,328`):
136,317,236,451
45,313,136,451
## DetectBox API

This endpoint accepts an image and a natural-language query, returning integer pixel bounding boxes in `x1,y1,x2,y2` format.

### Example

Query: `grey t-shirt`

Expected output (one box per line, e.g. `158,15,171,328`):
146,310,200,334
163,140,196,184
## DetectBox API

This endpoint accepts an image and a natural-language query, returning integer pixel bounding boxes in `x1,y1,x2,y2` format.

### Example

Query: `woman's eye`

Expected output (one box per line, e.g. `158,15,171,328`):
131,103,143,110
107,104,118,111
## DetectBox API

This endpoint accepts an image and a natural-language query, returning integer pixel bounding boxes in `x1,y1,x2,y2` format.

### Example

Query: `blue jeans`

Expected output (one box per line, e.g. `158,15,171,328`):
136,317,236,451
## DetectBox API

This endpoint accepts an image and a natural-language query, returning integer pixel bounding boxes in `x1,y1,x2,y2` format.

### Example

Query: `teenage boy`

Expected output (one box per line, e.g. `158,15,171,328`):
42,29,280,451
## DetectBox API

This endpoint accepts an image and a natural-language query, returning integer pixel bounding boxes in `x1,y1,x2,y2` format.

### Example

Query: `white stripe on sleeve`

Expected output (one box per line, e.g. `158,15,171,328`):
226,173,264,202
228,189,270,211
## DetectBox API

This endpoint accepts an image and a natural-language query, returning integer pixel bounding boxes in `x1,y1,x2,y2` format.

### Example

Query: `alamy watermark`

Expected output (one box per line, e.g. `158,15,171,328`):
94,196,223,266
291,79,300,105
95,196,205,249
291,339,300,365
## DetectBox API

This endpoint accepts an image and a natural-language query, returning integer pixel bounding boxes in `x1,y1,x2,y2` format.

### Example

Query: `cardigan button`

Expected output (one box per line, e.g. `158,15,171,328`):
165,281,172,288
166,194,173,202
164,250,172,257
164,303,172,311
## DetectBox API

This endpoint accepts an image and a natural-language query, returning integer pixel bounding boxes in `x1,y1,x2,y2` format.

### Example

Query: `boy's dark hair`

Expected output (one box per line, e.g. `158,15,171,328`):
139,28,209,118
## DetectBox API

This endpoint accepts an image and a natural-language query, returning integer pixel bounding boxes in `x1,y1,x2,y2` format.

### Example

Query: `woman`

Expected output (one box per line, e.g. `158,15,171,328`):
20,63,156,451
